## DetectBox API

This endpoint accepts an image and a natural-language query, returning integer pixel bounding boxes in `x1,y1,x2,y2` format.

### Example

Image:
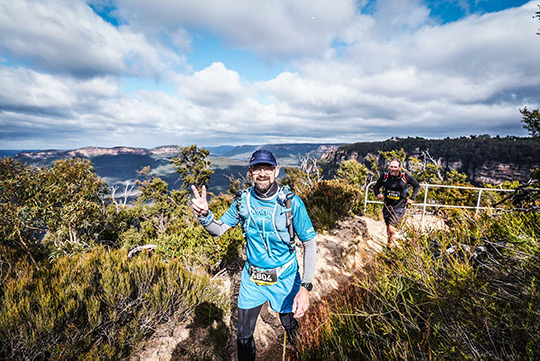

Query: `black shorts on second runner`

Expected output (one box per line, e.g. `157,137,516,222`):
383,205,406,226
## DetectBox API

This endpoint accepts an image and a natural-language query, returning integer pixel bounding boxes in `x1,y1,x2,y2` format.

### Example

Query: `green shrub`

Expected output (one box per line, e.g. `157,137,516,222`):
335,160,369,187
298,212,540,360
0,247,228,360
0,158,46,264
153,193,244,270
1,158,112,262
155,223,244,271
118,226,146,250
303,179,363,231
101,204,140,248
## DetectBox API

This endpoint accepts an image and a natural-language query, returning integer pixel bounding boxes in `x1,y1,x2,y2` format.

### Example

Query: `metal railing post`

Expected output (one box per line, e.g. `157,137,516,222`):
421,184,429,231
364,182,372,214
475,189,483,217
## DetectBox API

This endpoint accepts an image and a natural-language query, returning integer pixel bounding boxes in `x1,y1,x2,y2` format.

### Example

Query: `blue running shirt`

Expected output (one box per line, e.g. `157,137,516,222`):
220,187,316,269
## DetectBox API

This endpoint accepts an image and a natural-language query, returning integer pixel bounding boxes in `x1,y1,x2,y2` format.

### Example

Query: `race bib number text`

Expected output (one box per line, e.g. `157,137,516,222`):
249,266,278,286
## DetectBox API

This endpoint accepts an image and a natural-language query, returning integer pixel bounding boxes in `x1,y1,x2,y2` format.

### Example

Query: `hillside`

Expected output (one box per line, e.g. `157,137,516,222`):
5,136,539,197
320,136,540,185
131,212,449,360
9,143,340,196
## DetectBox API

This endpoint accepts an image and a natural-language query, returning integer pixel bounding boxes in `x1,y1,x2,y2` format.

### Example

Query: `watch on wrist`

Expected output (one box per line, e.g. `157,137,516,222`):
301,282,313,292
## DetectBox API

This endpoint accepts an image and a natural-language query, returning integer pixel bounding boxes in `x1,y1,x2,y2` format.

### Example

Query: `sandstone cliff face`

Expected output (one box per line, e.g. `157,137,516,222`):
314,144,340,154
17,146,183,160
65,147,150,157
320,148,351,164
473,160,532,185
150,146,183,155
321,148,536,185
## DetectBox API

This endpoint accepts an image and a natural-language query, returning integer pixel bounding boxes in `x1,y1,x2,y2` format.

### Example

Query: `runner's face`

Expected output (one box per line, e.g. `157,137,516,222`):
389,161,401,176
249,164,279,193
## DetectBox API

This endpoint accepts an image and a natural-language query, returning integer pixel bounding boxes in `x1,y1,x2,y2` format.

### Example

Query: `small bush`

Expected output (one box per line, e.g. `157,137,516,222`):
154,193,244,270
303,179,363,231
0,247,228,360
155,225,242,269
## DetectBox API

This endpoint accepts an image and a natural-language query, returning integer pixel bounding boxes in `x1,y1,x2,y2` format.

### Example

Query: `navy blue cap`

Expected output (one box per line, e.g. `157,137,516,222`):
249,149,277,167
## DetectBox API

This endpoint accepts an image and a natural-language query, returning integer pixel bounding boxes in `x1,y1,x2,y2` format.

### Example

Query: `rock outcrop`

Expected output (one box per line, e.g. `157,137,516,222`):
473,160,532,184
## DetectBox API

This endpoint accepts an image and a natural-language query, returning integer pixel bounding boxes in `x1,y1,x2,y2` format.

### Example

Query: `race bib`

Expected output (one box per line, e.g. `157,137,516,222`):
386,190,400,200
249,266,278,286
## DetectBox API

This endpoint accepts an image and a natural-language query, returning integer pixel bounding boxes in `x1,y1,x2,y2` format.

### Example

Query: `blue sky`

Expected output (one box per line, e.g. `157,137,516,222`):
0,0,538,150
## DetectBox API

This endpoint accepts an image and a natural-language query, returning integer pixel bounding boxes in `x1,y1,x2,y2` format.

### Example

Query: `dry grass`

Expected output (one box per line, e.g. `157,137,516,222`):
296,211,540,360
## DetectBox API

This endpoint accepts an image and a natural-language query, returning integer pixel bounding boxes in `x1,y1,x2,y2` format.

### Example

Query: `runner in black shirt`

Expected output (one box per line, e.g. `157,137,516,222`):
373,159,421,244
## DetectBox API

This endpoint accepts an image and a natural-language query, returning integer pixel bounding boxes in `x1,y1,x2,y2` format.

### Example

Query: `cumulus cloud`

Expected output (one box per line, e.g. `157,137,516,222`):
173,62,251,107
0,67,119,116
0,0,538,149
254,1,540,139
0,0,185,78
114,0,357,60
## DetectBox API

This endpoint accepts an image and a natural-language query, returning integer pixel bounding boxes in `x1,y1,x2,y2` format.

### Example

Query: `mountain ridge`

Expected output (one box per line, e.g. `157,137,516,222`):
6,137,539,192
9,143,341,196
11,143,340,160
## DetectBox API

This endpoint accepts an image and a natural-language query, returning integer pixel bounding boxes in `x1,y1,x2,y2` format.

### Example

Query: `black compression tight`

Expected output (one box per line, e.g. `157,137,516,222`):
237,304,299,361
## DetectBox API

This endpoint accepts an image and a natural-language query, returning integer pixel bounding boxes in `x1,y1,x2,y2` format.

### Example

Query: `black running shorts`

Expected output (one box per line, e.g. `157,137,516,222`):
382,205,406,226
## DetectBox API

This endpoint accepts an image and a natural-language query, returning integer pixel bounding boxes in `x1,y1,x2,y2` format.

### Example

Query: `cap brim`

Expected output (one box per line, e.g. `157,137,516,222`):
249,160,277,167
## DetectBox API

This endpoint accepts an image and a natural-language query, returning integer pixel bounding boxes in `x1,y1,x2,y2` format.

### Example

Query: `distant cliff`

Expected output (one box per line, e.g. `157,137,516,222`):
15,144,338,161
16,145,183,160
12,143,341,195
320,136,540,185
214,143,340,160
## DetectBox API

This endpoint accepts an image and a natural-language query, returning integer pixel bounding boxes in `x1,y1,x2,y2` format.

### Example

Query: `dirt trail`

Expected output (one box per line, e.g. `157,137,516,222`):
131,214,437,360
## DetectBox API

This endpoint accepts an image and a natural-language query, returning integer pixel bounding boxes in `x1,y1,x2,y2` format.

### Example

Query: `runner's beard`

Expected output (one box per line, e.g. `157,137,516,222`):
254,177,272,193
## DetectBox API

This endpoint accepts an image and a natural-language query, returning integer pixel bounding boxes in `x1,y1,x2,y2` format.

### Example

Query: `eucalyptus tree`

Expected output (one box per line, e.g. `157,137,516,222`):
520,107,540,137
170,145,214,198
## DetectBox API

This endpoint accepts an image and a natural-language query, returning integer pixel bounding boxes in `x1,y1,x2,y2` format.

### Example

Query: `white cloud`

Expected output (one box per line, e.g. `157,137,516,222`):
404,4,540,78
115,0,357,60
0,0,185,77
370,0,432,35
274,1,540,127
173,62,251,107
0,66,120,111
0,0,538,150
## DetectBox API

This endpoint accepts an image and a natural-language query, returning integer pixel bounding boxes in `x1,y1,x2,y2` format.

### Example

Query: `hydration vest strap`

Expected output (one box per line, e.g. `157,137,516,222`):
235,189,250,235
278,187,296,251
383,172,407,184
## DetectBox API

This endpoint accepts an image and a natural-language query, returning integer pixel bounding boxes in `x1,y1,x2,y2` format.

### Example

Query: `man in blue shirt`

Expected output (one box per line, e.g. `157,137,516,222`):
191,149,317,361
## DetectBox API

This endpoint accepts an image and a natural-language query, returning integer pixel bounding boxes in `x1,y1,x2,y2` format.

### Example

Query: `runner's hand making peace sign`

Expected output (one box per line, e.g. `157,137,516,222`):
191,185,209,217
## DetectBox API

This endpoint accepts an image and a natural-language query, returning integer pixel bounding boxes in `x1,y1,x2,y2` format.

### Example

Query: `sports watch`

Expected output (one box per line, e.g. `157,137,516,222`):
301,282,313,292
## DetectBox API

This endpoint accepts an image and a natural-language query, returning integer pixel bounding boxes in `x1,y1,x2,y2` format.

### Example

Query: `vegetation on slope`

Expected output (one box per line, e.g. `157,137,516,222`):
298,210,540,360
0,247,226,360
1,139,539,360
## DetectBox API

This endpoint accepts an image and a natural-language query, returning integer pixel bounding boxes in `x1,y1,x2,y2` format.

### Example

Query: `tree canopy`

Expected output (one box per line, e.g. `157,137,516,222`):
520,107,540,137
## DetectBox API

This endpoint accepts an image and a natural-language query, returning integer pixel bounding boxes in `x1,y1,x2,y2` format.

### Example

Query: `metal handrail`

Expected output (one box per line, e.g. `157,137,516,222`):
363,181,517,230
